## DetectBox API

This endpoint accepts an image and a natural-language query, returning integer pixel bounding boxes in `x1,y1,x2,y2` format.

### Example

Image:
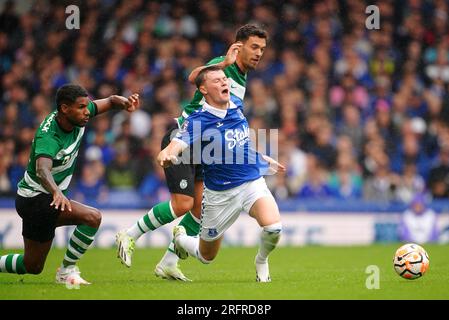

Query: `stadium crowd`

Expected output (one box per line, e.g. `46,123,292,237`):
1,0,449,207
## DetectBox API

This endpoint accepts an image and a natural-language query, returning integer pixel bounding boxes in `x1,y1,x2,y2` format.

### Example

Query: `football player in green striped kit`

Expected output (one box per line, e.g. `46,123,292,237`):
116,24,268,281
0,84,140,285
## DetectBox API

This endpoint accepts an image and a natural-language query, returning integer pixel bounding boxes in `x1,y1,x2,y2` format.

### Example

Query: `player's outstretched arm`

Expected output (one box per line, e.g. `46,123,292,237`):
36,157,72,212
94,93,140,115
187,42,243,83
262,154,286,175
157,140,186,168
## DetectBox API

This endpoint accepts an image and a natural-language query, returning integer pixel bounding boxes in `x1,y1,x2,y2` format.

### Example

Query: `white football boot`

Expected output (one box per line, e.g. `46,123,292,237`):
255,257,271,283
56,265,91,285
116,230,135,268
154,263,191,282
172,226,189,260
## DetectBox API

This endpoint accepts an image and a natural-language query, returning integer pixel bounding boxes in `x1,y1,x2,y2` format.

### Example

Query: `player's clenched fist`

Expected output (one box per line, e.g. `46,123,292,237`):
109,93,140,112
157,149,178,168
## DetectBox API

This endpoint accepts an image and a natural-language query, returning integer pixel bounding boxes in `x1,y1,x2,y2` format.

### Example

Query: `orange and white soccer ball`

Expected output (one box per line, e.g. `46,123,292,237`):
393,243,430,280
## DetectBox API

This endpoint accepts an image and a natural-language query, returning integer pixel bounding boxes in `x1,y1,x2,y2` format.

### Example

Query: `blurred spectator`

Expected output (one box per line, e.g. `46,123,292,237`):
390,132,430,180
268,172,290,201
0,154,13,196
111,116,143,157
245,78,279,128
2,0,449,206
8,145,29,190
266,150,291,200
425,43,449,83
363,152,398,202
86,114,115,165
307,123,337,170
334,47,370,85
280,134,307,196
72,162,108,205
106,139,139,190
428,144,449,198
139,164,170,206
398,194,439,244
374,98,398,155
330,73,369,110
0,137,14,196
328,153,363,199
394,161,426,203
0,1,19,34
337,104,364,152
296,154,333,199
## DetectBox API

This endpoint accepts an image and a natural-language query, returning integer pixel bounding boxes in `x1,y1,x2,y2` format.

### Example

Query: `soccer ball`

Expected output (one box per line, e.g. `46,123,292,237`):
393,243,430,280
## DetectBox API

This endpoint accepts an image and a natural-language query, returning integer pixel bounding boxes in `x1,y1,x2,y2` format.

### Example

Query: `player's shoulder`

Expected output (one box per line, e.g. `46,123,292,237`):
186,108,205,119
182,109,204,129
229,99,244,111
36,111,59,137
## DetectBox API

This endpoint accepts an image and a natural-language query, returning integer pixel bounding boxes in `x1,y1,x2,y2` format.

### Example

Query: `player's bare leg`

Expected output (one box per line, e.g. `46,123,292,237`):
0,237,51,276
155,180,203,281
54,200,102,285
22,238,53,274
1,200,100,279
116,195,187,268
172,225,222,264
249,196,282,282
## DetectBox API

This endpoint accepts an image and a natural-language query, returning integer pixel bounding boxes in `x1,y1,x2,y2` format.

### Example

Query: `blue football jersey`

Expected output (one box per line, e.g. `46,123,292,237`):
174,101,269,191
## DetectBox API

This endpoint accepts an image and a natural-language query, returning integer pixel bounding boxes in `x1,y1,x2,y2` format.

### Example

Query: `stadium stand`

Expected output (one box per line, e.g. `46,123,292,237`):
2,0,449,212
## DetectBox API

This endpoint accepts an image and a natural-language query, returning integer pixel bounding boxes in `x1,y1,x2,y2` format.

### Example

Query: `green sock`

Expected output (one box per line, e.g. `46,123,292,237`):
179,211,201,236
0,254,27,274
62,225,98,268
167,211,200,254
127,201,177,240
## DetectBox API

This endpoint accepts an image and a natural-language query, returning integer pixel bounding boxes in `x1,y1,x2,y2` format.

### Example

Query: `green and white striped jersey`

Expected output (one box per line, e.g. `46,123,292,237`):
17,101,97,197
176,56,247,127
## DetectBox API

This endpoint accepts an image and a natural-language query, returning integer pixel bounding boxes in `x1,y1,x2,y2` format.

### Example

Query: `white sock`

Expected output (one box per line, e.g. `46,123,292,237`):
126,223,144,240
256,222,282,264
159,246,179,268
178,234,200,259
177,234,213,264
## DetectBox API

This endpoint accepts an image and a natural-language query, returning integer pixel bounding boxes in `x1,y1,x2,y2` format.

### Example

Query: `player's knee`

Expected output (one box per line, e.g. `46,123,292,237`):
171,197,194,216
262,222,282,242
263,222,282,234
86,208,102,228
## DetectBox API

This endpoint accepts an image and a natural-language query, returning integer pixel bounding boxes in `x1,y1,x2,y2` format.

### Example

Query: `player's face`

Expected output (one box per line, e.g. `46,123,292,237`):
239,36,266,70
65,96,91,127
203,70,230,104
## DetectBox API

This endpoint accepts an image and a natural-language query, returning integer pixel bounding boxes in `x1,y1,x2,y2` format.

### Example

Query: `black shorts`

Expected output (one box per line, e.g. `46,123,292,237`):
161,124,203,197
16,193,61,243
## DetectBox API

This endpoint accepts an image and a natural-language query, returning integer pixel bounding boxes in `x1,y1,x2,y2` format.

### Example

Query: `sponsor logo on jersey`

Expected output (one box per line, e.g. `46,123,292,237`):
224,125,249,149
41,113,56,133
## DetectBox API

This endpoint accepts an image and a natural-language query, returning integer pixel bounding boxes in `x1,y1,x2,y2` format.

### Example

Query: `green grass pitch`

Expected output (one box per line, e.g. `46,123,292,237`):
1,244,448,300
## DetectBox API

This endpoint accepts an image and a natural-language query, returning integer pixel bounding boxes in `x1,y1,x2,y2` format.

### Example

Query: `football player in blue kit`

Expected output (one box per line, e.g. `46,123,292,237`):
157,65,284,282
